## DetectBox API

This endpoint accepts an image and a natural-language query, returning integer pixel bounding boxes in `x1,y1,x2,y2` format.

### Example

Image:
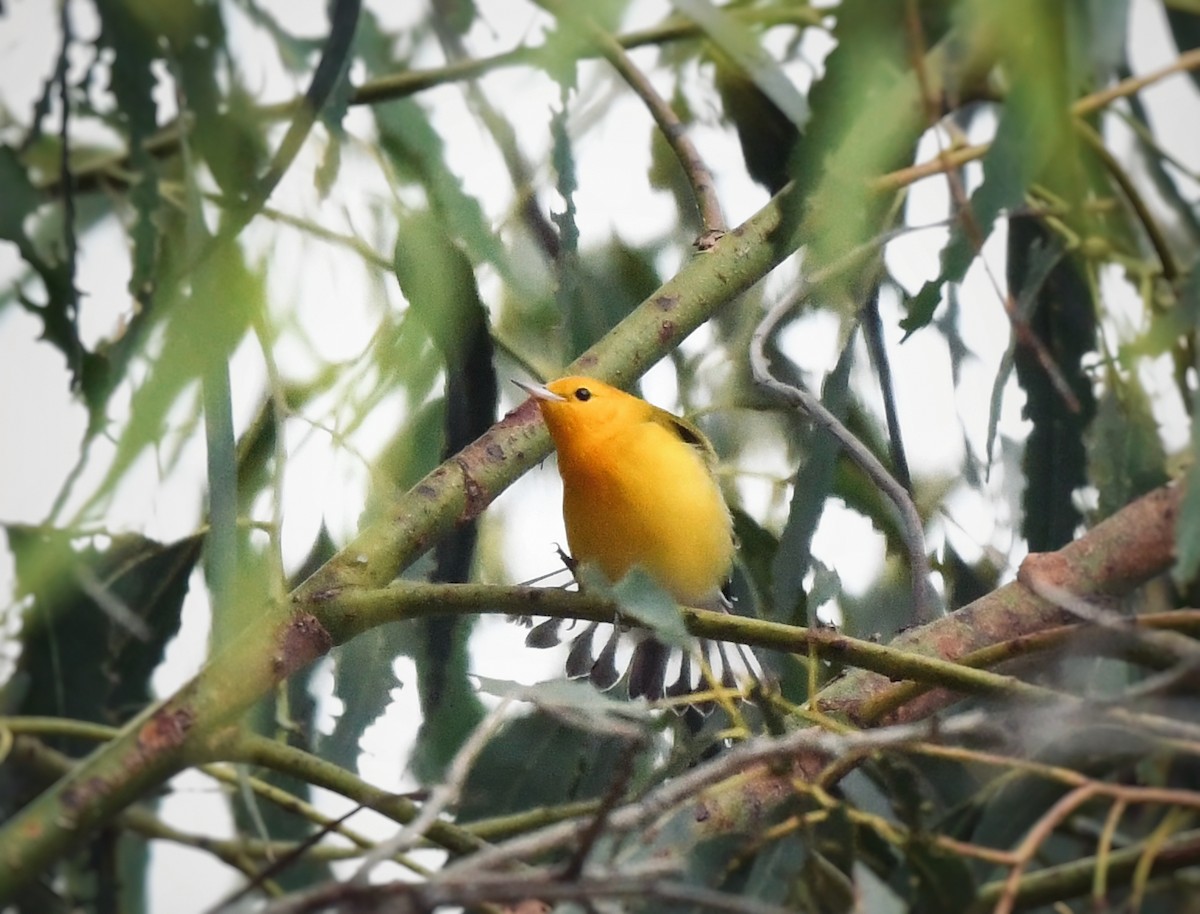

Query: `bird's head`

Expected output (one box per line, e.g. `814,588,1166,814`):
514,376,651,451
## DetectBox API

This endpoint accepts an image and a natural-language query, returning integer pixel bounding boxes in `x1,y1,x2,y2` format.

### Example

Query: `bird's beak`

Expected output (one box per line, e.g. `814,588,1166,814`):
512,379,566,402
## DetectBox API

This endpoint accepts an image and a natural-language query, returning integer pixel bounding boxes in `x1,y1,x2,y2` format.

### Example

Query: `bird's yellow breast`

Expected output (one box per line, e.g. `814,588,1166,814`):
546,389,734,606
559,425,732,603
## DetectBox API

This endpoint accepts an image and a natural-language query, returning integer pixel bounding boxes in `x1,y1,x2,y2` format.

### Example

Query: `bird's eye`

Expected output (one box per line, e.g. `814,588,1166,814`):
574,387,592,402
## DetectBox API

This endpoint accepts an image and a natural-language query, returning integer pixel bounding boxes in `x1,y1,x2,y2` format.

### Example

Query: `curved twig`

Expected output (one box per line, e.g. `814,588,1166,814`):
749,286,940,622
535,0,726,239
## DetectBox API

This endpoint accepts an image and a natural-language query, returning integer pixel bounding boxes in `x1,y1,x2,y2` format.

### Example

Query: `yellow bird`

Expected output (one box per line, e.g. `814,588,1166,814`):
516,375,739,699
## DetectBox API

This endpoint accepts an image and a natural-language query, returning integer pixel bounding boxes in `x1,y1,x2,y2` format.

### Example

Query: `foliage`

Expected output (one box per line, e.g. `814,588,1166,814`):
2,0,1200,911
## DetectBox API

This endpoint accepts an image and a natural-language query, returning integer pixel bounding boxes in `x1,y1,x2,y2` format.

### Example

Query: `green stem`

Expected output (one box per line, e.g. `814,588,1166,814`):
226,733,486,857
329,582,1054,704
971,826,1200,912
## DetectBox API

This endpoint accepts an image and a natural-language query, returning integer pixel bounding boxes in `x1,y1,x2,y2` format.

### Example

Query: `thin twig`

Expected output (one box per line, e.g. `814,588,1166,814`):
1074,46,1200,118
977,825,1200,909
351,698,513,881
535,0,726,239
436,711,992,878
1020,569,1200,700
269,860,796,914
994,782,1103,914
1021,573,1200,665
748,286,941,622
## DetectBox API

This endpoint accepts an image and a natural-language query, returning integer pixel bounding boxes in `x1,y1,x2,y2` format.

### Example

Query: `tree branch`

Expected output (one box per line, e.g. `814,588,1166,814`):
819,483,1182,724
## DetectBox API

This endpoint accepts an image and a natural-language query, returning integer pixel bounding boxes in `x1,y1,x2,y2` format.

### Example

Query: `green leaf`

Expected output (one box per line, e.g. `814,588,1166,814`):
902,96,1038,337
94,0,165,303
81,242,262,516
238,671,333,891
793,0,946,311
905,1,1104,337
799,850,856,913
853,862,906,914
550,100,578,254
671,0,810,130
409,616,486,784
533,0,625,92
94,0,160,140
323,625,409,773
0,144,84,387
392,211,495,781
169,3,270,197
730,507,779,621
1009,219,1096,552
1176,434,1200,587
332,397,446,772
740,833,809,907
564,239,663,359
456,709,650,823
1175,269,1200,586
375,99,511,284
0,145,40,243
5,528,201,755
984,236,1062,472
1087,0,1131,76
393,211,495,389
237,3,324,74
984,340,1017,479
1086,371,1168,521
713,59,801,195
902,281,946,337
1166,4,1200,92
607,567,690,648
432,0,477,37
901,840,977,912
475,677,655,734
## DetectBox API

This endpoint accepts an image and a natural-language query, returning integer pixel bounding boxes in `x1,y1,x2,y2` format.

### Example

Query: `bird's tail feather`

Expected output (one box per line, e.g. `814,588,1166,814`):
526,616,763,708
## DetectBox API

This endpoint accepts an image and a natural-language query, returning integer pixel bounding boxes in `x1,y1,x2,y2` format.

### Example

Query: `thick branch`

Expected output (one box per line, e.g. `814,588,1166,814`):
819,483,1182,724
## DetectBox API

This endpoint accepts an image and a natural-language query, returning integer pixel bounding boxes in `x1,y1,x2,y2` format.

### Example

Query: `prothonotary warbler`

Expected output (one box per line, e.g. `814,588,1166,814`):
516,376,741,700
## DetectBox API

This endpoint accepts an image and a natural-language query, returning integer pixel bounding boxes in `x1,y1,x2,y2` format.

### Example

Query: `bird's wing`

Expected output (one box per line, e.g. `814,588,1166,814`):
651,407,721,471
